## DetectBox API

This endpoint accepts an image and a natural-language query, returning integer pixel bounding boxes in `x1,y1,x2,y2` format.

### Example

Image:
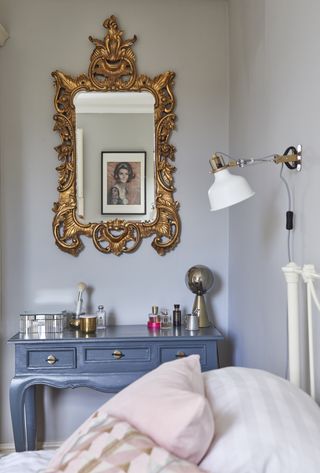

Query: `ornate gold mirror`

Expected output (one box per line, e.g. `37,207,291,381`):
52,15,180,256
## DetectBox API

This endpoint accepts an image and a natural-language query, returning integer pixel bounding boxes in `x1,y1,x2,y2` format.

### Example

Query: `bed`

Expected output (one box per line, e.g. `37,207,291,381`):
1,263,320,472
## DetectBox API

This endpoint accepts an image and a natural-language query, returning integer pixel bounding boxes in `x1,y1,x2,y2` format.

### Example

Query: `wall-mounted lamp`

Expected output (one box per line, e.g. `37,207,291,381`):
208,145,302,211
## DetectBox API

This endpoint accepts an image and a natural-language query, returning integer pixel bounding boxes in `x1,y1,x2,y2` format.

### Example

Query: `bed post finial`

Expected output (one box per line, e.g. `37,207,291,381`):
282,262,301,388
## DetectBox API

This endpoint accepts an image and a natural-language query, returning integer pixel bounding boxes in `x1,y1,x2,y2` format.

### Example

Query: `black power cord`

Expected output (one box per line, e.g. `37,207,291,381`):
280,146,298,262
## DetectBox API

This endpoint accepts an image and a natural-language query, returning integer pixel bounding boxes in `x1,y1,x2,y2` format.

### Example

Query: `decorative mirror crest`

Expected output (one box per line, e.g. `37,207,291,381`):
52,15,180,256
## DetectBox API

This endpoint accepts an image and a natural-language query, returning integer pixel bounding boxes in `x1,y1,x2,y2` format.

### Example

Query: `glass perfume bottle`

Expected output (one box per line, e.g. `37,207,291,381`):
173,304,181,326
147,305,161,330
160,307,171,329
96,305,107,329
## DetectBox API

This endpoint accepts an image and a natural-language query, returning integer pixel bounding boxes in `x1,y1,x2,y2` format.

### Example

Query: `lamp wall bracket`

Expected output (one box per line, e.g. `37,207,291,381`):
274,145,302,171
209,144,302,174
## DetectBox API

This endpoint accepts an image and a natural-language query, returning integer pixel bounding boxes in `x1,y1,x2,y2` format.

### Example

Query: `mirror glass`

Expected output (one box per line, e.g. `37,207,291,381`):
74,91,155,223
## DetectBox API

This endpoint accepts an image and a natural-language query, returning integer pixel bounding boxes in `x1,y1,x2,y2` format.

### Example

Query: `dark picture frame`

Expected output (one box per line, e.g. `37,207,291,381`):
101,151,146,215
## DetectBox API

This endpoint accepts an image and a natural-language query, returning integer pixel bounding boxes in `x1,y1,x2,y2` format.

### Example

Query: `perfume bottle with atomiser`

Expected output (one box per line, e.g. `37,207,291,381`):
96,305,107,329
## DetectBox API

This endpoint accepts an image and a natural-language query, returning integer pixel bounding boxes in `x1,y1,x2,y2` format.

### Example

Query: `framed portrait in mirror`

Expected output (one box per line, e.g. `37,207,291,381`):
101,151,146,215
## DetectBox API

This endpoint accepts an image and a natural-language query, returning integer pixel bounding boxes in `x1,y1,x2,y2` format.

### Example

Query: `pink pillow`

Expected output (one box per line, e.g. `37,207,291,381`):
100,354,214,463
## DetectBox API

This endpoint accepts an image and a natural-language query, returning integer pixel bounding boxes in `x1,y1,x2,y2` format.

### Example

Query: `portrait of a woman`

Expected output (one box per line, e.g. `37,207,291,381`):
102,152,146,215
107,162,136,205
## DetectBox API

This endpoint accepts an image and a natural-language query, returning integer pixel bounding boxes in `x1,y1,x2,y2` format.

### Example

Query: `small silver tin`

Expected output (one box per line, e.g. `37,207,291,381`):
19,312,65,334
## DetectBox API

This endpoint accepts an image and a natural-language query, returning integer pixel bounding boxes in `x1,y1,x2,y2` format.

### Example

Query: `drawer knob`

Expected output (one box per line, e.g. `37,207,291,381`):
112,350,124,360
47,354,57,365
176,351,186,358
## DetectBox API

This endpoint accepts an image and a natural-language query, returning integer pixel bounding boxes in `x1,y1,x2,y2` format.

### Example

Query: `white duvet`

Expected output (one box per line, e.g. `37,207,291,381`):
0,450,54,473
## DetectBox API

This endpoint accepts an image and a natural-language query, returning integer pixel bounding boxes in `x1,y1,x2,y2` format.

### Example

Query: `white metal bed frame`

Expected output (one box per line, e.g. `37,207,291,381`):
283,262,320,399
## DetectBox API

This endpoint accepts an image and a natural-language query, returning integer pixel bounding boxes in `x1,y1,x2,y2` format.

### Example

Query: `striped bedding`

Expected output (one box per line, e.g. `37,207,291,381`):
0,418,204,473
44,415,204,473
200,367,320,473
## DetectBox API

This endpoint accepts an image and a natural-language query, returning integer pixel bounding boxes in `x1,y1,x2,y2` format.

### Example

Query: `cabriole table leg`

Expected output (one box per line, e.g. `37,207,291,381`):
9,378,28,452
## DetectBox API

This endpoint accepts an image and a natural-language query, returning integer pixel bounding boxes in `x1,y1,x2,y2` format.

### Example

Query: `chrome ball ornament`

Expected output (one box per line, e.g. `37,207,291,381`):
185,265,214,295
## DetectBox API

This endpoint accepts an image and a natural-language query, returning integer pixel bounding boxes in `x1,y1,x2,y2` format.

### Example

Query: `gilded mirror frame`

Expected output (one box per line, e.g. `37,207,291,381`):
52,15,180,256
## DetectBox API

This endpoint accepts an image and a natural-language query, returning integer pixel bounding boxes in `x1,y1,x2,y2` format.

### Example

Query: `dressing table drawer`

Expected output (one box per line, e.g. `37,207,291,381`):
26,348,76,369
81,342,156,373
84,345,152,364
160,345,207,365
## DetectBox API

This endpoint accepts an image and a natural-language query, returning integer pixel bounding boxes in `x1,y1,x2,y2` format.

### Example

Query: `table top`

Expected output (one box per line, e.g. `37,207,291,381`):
9,324,223,344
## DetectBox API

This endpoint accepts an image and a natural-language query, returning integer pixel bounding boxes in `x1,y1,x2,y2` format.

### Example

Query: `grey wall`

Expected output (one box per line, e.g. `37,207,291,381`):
0,0,229,444
228,0,320,400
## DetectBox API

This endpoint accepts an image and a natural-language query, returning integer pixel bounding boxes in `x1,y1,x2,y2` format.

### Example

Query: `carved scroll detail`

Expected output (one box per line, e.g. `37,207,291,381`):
52,15,180,255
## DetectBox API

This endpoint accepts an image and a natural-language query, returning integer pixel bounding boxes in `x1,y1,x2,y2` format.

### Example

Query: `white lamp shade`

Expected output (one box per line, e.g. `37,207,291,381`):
208,168,255,211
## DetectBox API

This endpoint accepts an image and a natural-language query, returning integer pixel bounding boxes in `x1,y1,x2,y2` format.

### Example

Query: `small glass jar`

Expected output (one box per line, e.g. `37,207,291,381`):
96,305,107,329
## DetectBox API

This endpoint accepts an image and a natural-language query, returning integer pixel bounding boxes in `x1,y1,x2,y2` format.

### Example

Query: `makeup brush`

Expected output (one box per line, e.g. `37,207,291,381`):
75,282,87,318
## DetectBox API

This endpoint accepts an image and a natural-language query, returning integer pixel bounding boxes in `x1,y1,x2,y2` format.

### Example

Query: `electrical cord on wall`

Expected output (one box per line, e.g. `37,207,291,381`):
279,163,293,263
279,149,296,381
279,144,301,263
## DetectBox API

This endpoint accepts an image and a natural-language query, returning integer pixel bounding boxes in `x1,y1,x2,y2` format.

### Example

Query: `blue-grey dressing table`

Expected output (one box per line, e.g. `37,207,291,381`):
9,324,223,452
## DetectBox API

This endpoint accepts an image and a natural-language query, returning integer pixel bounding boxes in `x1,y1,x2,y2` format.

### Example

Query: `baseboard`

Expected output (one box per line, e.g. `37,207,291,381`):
0,441,61,454
0,443,15,455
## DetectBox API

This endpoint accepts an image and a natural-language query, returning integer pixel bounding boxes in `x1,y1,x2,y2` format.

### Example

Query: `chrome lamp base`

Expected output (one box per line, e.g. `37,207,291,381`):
192,294,211,328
